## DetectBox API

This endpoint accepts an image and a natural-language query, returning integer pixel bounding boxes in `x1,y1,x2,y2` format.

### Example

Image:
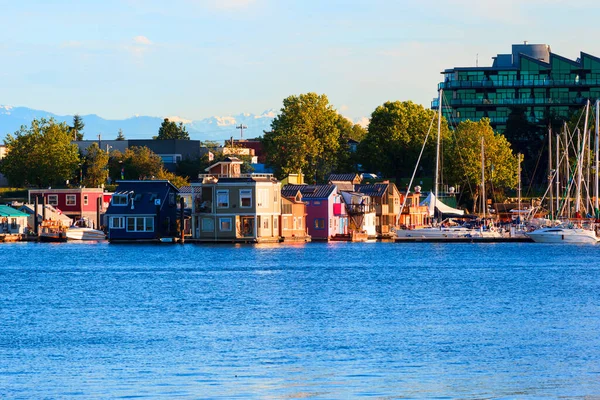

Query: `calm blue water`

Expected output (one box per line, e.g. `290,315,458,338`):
1,241,600,398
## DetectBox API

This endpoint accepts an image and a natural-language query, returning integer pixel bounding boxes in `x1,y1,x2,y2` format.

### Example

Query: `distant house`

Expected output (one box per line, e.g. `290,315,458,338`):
354,182,404,237
192,158,281,243
283,184,346,240
328,173,362,192
340,191,377,238
0,205,29,234
280,187,310,242
104,180,180,242
28,188,106,222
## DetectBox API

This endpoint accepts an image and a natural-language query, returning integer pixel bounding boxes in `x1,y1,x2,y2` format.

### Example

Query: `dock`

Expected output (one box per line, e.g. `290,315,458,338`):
394,236,533,243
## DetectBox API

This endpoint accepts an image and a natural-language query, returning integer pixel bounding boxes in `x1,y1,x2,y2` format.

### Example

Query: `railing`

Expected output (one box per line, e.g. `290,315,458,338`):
432,97,589,109
438,78,600,90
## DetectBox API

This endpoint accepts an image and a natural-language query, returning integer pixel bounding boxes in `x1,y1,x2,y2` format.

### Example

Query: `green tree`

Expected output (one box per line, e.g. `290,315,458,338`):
155,118,190,140
116,129,126,141
357,101,449,182
335,115,366,172
82,143,109,187
108,146,163,181
71,114,85,140
156,168,189,188
445,119,518,212
262,93,340,182
0,118,81,187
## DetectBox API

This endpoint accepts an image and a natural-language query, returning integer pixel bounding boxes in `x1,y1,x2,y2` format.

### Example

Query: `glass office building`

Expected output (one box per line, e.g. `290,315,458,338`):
433,43,600,131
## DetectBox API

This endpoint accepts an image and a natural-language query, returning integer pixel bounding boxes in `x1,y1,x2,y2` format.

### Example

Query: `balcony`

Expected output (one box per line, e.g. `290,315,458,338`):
432,97,588,109
438,78,600,91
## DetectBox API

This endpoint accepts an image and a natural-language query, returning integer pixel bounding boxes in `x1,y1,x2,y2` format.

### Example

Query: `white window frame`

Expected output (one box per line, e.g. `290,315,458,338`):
217,190,229,208
110,217,125,229
257,189,268,207
240,189,252,208
112,194,128,206
66,195,77,206
219,217,232,231
126,216,154,232
48,195,58,206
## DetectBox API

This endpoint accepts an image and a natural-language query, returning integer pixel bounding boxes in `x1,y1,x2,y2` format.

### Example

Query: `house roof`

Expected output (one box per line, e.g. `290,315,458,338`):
328,173,361,183
283,184,336,199
354,183,388,197
0,205,29,217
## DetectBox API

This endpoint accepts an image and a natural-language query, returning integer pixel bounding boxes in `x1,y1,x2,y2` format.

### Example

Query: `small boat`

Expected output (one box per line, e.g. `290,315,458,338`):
66,218,106,241
526,225,599,244
39,220,68,242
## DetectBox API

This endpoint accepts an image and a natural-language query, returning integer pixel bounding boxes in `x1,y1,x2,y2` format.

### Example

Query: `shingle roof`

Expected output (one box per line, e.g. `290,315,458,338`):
354,183,388,197
283,184,336,199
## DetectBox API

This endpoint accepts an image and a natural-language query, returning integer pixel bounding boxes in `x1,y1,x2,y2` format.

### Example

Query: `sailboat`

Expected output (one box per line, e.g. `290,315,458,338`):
526,100,599,244
395,89,502,239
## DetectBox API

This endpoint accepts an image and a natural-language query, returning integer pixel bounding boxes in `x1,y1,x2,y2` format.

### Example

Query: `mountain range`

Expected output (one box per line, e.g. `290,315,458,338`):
0,105,278,143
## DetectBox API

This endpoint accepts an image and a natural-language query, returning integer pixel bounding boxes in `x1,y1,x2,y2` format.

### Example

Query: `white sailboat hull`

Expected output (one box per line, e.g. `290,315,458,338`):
526,228,599,243
396,227,502,239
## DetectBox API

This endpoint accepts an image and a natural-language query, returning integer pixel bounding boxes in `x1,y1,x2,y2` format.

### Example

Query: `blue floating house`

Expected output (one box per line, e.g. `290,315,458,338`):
105,180,180,242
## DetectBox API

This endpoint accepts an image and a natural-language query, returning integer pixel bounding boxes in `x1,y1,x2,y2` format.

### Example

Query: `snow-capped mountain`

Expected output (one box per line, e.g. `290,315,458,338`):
0,105,278,142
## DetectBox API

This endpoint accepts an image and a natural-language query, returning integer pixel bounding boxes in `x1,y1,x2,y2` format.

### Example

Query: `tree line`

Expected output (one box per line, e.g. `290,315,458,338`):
3,93,571,210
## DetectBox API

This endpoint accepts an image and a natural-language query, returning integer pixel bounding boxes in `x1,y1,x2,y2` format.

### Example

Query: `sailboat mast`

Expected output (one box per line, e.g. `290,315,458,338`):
481,136,485,219
434,89,442,221
587,126,591,215
518,153,522,222
548,127,553,219
556,133,560,219
564,123,570,218
596,99,599,216
576,100,590,215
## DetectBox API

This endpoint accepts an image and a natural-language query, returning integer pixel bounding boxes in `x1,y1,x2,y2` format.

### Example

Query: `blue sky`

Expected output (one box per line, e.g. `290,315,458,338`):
2,0,600,123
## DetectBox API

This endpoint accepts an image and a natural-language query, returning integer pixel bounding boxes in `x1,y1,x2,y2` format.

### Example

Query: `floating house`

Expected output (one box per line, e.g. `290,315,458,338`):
280,186,310,242
105,180,180,242
0,205,29,235
283,184,346,240
28,187,106,222
191,158,281,243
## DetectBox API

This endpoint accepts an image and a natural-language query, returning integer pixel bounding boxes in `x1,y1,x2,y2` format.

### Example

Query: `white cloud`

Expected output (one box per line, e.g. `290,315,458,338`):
133,35,152,45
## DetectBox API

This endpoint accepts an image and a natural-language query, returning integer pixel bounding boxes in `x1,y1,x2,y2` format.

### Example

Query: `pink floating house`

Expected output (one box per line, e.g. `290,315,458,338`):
283,184,347,240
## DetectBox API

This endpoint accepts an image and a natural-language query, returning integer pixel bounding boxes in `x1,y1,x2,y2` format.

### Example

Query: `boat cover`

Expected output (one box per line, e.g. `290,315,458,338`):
420,192,465,217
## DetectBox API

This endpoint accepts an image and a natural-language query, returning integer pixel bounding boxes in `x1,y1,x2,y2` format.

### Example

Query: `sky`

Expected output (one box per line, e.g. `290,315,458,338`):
2,0,600,123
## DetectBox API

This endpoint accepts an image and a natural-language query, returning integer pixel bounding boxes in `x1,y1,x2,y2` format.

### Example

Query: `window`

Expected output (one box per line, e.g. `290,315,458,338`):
219,217,232,231
314,218,325,229
283,217,289,229
110,217,125,229
169,193,176,206
313,200,321,206
217,190,229,208
263,218,269,229
273,217,278,230
66,195,76,206
112,194,128,206
257,189,268,207
10,218,17,229
126,216,154,232
282,204,292,214
48,195,58,206
84,195,89,206
240,189,252,208
202,218,214,232
298,218,302,229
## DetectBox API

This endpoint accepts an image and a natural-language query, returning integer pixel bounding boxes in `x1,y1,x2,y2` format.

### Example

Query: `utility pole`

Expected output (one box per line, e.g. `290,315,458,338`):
236,124,247,140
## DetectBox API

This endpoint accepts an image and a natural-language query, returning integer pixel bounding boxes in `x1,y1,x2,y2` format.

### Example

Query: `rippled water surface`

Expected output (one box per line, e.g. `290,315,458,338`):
1,241,600,398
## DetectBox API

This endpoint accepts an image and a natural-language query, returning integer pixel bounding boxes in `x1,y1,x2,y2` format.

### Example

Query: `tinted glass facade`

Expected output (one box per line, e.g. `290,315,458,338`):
433,43,600,131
